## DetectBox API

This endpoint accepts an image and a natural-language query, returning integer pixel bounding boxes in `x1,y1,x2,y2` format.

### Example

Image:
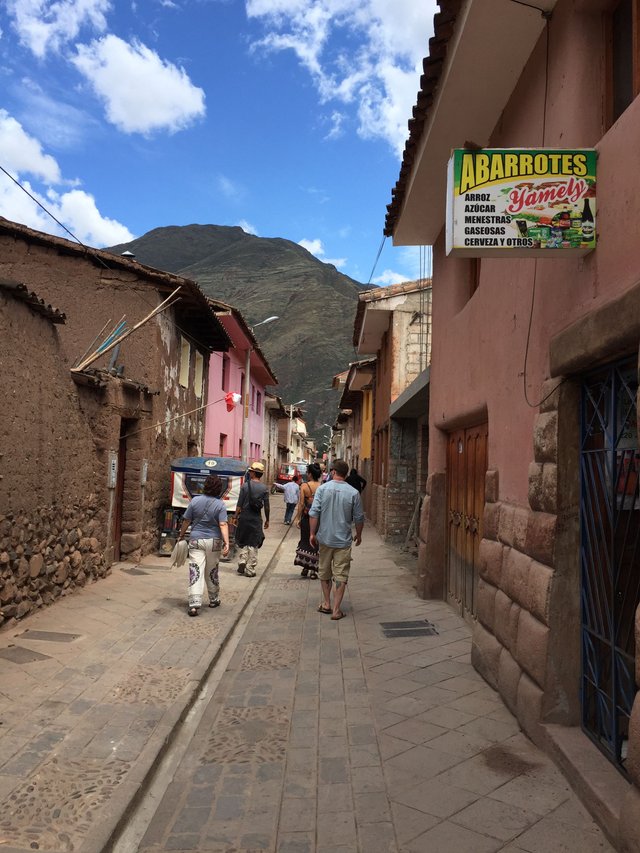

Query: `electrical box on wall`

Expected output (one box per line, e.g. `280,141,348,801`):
107,451,118,488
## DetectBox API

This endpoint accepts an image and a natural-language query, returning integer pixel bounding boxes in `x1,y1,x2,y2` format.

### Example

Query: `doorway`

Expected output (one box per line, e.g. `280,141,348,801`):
446,423,488,620
580,356,639,774
113,418,137,562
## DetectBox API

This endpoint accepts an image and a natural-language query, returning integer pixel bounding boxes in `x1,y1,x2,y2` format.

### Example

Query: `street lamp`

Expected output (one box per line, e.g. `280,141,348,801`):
289,399,305,462
252,315,279,330
242,316,279,463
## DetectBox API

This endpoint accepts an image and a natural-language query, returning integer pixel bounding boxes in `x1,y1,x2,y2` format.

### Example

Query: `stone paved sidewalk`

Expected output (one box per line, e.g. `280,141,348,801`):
0,522,289,853
138,529,615,853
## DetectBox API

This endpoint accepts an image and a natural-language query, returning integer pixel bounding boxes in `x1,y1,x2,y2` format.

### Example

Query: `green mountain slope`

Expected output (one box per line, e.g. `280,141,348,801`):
107,224,365,440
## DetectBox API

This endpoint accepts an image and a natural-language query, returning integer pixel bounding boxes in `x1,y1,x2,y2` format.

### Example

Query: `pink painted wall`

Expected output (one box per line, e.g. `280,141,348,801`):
204,349,266,462
429,1,640,504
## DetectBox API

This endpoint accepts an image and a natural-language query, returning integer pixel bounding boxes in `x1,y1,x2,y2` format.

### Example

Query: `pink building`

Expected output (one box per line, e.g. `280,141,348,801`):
386,1,640,846
204,300,277,462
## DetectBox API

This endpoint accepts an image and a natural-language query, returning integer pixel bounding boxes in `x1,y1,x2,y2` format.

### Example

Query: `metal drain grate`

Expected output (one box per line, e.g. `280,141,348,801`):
0,646,51,663
18,630,80,642
380,619,438,638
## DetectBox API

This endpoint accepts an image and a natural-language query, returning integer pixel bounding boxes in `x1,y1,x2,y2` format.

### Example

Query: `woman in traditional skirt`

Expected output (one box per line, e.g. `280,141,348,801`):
178,474,229,617
293,462,322,578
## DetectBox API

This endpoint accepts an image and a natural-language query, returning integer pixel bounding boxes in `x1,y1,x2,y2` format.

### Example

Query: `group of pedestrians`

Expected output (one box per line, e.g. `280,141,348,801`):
177,458,364,621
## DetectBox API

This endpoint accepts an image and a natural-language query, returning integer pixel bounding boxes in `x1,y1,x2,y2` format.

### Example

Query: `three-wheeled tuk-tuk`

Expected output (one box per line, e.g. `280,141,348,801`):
159,456,247,556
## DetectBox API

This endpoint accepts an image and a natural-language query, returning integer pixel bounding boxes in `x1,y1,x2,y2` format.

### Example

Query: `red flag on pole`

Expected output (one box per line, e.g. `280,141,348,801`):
225,391,242,412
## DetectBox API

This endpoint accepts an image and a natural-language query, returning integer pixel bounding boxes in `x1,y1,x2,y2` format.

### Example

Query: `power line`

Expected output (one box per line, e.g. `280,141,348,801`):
367,235,387,285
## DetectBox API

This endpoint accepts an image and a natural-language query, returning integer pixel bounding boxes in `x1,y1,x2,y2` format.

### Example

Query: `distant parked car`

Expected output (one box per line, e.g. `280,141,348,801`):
271,462,308,493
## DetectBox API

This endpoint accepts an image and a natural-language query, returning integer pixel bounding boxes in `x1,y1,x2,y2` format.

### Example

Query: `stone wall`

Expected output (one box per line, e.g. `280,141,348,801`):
384,420,418,542
471,384,564,744
0,496,109,629
370,483,387,534
416,471,446,600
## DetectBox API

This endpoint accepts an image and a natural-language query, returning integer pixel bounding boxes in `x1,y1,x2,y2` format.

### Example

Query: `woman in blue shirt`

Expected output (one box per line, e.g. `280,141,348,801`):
178,474,229,616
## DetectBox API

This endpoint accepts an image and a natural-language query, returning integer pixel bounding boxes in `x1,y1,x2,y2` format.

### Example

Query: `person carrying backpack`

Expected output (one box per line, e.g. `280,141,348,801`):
234,461,270,577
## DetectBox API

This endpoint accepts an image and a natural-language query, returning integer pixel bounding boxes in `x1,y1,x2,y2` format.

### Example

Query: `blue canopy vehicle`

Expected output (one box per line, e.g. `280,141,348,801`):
159,456,248,556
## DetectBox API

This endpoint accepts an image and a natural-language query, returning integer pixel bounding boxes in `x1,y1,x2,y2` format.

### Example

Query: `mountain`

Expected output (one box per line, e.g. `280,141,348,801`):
107,224,365,440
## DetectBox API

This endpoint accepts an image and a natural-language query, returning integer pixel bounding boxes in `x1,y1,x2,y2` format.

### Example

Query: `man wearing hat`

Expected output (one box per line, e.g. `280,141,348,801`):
234,461,270,577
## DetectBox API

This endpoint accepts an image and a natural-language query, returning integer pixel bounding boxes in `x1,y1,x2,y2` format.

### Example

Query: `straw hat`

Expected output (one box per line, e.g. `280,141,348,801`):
249,461,265,472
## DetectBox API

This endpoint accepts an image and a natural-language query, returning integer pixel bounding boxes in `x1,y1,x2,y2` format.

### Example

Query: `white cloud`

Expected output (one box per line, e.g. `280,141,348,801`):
17,80,98,150
0,109,61,182
299,237,324,255
7,0,111,57
237,218,258,235
218,174,246,201
246,0,437,153
372,268,407,286
0,110,134,246
298,237,346,268
302,185,330,204
72,35,206,134
325,110,344,140
50,187,134,245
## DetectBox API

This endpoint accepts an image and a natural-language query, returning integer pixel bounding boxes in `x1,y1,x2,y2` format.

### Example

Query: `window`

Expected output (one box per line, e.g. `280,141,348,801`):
251,384,255,412
608,0,639,124
221,354,230,391
256,391,262,415
219,433,227,456
179,336,190,388
194,351,204,399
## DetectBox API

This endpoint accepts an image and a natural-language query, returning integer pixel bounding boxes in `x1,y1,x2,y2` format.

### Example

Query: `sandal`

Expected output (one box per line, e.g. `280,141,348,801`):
188,607,199,617
331,611,346,620
317,605,332,614
209,599,221,608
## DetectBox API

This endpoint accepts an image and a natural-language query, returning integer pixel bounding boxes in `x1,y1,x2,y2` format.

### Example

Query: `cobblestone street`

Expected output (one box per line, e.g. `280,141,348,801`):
136,528,614,853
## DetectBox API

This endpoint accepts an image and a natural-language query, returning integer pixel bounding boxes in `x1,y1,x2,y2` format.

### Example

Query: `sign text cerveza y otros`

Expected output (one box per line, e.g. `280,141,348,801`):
445,149,597,258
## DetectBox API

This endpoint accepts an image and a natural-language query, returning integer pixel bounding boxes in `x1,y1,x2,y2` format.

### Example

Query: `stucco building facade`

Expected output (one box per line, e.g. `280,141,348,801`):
203,300,277,463
352,280,431,542
385,1,640,847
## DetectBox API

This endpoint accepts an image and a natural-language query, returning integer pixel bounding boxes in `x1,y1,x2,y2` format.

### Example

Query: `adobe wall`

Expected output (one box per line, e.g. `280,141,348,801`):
0,294,109,627
0,231,209,621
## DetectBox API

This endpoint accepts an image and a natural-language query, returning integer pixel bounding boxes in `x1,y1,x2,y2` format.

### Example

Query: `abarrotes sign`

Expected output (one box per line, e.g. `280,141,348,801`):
445,149,597,257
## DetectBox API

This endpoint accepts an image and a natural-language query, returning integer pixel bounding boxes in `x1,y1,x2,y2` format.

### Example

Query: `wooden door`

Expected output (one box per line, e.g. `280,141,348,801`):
447,423,488,619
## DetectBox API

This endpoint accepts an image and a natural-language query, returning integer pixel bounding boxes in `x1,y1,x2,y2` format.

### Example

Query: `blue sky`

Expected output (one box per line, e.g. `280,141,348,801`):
0,0,436,285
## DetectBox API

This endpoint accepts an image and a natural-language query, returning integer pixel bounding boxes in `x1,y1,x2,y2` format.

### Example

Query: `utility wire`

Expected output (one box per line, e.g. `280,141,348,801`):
367,235,387,285
517,9,564,409
121,394,233,439
0,160,237,359
509,0,552,16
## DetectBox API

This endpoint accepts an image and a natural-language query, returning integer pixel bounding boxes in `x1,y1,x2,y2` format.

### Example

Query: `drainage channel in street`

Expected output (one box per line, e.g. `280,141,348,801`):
109,532,290,853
